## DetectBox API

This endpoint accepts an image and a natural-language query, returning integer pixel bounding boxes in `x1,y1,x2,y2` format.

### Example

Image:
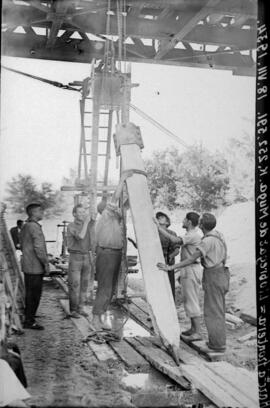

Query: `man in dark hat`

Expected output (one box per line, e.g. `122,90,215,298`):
156,211,180,300
10,220,24,250
20,202,49,330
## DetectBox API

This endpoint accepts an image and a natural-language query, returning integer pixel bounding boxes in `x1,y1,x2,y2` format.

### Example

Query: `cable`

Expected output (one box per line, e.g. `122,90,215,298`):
129,103,189,148
2,65,80,92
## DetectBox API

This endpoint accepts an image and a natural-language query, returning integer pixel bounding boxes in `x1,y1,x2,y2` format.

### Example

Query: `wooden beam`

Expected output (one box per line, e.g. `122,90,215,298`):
154,0,221,59
109,340,150,371
210,361,258,404
126,337,191,390
181,363,254,408
239,312,256,326
117,124,180,352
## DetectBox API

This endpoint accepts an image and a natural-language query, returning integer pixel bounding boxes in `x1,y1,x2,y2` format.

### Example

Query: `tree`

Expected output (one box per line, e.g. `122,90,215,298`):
176,145,230,211
144,144,230,212
144,149,183,210
225,131,255,202
5,174,65,218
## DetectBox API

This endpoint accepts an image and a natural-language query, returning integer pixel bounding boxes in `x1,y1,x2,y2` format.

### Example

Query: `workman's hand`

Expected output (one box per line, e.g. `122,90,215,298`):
44,263,50,276
153,217,159,227
84,214,91,223
157,262,170,272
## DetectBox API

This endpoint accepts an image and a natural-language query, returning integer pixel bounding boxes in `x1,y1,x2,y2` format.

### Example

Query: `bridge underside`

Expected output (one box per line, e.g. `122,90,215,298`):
2,0,257,76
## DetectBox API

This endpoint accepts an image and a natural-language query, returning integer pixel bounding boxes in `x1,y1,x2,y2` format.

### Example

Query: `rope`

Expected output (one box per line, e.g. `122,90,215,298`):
2,66,80,92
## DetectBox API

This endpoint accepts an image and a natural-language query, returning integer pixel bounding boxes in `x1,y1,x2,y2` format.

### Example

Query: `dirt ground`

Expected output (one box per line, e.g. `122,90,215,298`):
12,280,134,408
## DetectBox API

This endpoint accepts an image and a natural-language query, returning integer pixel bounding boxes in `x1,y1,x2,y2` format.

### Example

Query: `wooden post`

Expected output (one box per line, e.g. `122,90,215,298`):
115,124,180,353
116,73,132,299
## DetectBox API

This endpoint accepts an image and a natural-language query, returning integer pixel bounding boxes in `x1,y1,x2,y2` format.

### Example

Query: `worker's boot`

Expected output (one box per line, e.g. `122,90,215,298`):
181,319,195,336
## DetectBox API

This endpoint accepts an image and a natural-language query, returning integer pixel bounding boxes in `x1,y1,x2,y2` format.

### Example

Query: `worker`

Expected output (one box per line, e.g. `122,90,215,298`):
91,170,133,331
66,204,94,318
156,211,180,300
20,203,49,330
157,213,229,352
155,212,203,339
10,220,24,250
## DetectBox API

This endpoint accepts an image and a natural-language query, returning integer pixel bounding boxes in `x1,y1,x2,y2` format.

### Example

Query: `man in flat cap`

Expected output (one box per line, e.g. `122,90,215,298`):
20,202,49,330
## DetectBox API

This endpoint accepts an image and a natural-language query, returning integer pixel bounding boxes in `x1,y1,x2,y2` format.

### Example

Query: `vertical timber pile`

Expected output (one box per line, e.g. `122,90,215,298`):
115,123,180,356
116,72,132,299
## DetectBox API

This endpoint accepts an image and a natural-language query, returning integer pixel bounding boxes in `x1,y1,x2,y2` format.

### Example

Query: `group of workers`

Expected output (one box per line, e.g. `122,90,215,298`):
14,169,230,353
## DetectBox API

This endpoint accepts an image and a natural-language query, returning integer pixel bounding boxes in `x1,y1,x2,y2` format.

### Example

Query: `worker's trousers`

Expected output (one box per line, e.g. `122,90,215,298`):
168,270,175,301
92,247,122,316
202,266,230,350
24,273,43,324
68,253,91,312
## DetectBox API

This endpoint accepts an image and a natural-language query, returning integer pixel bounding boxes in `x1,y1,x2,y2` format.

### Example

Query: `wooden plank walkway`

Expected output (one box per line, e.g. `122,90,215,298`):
180,335,225,361
130,336,259,408
110,340,150,372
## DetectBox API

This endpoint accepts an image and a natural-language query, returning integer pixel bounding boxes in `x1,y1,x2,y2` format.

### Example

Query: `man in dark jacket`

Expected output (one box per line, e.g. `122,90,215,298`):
20,203,49,330
10,220,24,250
156,211,180,300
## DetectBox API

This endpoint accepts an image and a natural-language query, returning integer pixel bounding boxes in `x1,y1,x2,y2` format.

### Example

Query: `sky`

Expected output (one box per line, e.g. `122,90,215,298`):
0,55,256,197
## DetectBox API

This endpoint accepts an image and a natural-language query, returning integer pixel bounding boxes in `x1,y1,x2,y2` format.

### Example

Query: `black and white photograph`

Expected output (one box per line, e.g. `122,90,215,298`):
0,1,269,407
